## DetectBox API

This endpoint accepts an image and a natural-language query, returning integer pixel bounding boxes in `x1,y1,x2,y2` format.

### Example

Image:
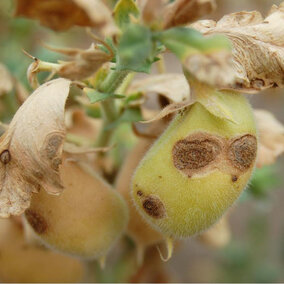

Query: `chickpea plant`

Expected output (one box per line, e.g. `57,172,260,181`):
1,0,284,282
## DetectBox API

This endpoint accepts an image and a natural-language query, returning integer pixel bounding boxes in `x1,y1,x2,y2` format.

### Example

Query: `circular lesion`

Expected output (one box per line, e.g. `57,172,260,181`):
172,133,222,171
227,134,257,171
142,195,166,219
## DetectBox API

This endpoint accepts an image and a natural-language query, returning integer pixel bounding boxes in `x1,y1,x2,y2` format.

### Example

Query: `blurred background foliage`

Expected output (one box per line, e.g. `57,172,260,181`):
0,0,284,282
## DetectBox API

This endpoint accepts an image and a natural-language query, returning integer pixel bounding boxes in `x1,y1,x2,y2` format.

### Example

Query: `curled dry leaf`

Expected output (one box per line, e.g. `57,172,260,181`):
140,98,192,124
191,2,284,92
128,73,190,103
163,0,216,29
15,0,118,36
0,78,71,217
254,109,284,168
137,0,167,29
0,63,13,96
29,43,112,81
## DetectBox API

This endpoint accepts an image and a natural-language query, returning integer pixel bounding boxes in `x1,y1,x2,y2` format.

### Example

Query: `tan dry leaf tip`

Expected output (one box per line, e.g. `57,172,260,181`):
137,0,167,29
48,43,111,81
0,64,14,96
0,78,71,218
163,0,216,29
140,98,193,124
15,0,118,37
191,3,284,92
184,50,236,89
254,109,284,168
128,73,190,103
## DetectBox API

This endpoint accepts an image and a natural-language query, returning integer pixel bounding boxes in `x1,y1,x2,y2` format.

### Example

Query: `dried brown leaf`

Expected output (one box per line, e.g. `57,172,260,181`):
163,0,216,29
15,0,117,36
128,74,190,103
137,0,167,29
43,43,112,81
191,3,284,92
0,78,71,217
254,109,284,168
0,64,14,96
140,98,192,124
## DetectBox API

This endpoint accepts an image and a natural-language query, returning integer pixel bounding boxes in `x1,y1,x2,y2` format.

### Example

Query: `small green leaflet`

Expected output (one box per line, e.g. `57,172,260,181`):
85,88,125,104
116,24,155,73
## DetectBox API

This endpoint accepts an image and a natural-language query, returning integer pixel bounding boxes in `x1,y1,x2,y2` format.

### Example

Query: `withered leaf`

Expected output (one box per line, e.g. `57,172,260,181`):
15,0,118,36
39,43,112,81
140,98,192,124
128,74,190,103
163,0,216,29
191,2,284,92
254,109,284,168
0,78,71,217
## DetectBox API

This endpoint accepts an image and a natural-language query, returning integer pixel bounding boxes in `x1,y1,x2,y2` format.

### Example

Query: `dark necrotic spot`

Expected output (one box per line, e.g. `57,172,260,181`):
0,150,11,164
142,195,166,219
137,190,143,196
46,135,63,160
231,175,238,182
228,134,257,171
25,209,47,234
172,136,221,170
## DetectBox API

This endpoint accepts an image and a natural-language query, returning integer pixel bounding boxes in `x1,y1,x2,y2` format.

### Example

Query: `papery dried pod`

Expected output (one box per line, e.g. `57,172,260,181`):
128,73,190,103
15,0,118,36
163,0,216,29
0,78,71,217
25,155,128,259
191,2,284,92
254,109,284,168
0,217,84,283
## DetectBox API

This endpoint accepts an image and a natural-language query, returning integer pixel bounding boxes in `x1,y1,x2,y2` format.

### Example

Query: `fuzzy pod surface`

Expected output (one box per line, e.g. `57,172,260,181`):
131,91,257,238
0,218,84,283
25,156,129,259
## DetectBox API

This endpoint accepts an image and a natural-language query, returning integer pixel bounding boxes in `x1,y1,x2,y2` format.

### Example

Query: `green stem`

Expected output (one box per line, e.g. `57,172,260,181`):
95,69,129,147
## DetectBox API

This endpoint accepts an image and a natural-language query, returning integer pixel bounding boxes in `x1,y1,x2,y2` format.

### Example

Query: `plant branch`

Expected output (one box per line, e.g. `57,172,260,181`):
95,69,129,148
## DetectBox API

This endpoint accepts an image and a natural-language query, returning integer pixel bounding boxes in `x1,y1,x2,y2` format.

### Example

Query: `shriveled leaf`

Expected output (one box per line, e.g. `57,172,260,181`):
156,27,236,88
45,43,112,80
191,3,284,91
15,0,118,36
140,98,192,124
0,64,13,96
137,0,166,29
85,88,125,104
254,109,284,168
114,0,139,29
128,73,190,103
163,0,216,29
0,78,71,217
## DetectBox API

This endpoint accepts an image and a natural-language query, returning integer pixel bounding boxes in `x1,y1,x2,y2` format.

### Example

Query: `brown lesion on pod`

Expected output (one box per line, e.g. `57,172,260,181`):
227,134,257,172
0,149,11,165
172,132,223,176
142,195,166,219
25,209,48,234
